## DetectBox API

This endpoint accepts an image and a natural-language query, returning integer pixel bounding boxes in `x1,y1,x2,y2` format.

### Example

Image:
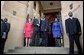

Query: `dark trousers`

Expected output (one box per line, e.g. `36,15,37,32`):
0,32,8,54
24,37,26,46
0,38,6,54
40,31,48,46
30,31,40,46
69,34,82,54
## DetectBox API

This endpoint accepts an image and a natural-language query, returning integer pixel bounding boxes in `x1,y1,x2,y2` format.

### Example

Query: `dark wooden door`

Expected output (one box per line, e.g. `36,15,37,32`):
45,14,56,46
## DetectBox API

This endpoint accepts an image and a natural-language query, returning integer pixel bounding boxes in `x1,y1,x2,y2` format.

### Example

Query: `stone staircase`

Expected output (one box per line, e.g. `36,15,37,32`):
5,47,78,54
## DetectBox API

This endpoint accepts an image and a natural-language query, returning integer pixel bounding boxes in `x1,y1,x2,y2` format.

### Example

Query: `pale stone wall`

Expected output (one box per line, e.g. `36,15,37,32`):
27,1,40,19
1,1,41,52
34,1,40,19
1,1,5,10
28,1,34,19
41,11,44,17
1,1,5,18
61,1,83,50
1,1,28,51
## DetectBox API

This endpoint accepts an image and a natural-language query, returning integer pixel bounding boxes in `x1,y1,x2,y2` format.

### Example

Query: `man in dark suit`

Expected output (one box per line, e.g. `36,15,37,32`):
1,19,6,54
65,11,82,54
1,19,4,39
30,17,41,46
1,18,10,54
1,19,5,54
40,17,49,46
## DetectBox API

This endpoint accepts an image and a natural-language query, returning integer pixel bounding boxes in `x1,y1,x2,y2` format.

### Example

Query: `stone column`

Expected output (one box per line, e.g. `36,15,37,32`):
1,1,5,19
28,1,34,19
1,1,5,10
36,1,40,18
41,11,44,17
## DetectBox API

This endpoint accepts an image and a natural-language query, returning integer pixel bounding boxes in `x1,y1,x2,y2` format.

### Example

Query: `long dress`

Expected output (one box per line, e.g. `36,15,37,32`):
24,22,33,39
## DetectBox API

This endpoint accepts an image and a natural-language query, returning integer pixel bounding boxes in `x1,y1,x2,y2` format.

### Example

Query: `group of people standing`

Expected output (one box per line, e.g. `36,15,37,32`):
23,14,63,47
24,15,49,47
23,11,83,54
0,11,82,54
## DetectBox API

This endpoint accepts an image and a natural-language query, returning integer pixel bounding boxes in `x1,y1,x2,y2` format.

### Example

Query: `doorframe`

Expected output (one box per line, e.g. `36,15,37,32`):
44,12,64,47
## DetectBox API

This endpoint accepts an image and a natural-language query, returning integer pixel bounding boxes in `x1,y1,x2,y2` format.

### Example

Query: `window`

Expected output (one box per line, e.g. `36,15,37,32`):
34,2,36,10
13,11,16,16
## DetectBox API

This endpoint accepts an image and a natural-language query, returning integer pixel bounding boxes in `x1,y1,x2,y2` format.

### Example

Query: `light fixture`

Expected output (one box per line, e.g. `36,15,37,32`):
50,2,53,6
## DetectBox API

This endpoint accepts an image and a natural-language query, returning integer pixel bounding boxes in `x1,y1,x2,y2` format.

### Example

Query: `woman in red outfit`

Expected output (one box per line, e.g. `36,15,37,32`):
24,18,33,47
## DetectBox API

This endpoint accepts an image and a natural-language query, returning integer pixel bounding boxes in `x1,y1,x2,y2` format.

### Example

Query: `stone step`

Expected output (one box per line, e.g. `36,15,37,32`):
5,47,78,54
15,47,67,50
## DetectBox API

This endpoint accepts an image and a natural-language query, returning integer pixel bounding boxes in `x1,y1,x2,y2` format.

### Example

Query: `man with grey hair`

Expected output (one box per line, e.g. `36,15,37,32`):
65,11,82,54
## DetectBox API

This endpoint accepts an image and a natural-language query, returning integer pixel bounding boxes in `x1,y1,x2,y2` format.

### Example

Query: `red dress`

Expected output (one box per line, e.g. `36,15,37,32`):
24,22,33,39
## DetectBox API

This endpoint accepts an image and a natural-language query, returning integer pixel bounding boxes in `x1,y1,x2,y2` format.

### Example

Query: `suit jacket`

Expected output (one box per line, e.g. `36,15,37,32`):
65,18,81,35
1,20,5,38
33,19,40,31
40,19,49,31
5,22,10,33
1,21,10,39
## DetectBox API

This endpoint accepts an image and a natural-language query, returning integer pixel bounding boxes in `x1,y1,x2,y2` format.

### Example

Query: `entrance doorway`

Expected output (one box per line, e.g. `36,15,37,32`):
44,12,64,47
23,12,64,47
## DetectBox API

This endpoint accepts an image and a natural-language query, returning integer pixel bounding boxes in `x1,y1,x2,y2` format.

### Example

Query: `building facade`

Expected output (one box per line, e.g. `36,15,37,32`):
1,1,83,52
